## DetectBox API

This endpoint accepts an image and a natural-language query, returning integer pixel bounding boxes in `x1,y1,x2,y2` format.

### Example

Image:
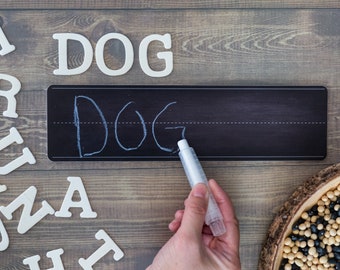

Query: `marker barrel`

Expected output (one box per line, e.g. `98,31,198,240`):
178,139,226,236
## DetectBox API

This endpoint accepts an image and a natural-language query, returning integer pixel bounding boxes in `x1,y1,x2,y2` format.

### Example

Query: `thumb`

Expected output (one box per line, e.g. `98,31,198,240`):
179,183,209,239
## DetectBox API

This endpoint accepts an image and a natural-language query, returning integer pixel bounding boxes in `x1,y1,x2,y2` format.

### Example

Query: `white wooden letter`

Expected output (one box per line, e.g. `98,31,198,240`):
0,186,55,234
55,177,97,218
0,147,36,175
0,219,9,251
0,73,21,118
139,33,173,77
0,26,15,56
0,185,6,193
0,127,36,175
78,229,124,269
0,127,23,149
53,33,93,75
95,33,134,76
23,248,65,270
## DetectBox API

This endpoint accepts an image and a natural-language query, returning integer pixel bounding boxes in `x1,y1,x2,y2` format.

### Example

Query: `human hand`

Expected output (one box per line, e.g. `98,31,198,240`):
146,179,241,270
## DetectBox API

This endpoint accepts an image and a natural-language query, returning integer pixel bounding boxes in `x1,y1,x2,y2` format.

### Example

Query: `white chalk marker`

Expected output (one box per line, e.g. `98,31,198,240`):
177,139,226,236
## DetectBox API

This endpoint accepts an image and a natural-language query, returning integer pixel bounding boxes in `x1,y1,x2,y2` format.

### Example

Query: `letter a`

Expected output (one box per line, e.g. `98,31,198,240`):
23,248,65,270
0,186,55,234
55,177,97,218
0,73,21,118
78,230,124,269
53,33,93,75
0,26,15,56
0,127,36,175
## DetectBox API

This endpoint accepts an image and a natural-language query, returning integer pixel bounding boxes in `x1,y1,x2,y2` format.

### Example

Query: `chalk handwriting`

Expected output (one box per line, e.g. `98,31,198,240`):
152,101,184,153
73,96,186,157
74,95,108,157
115,101,147,151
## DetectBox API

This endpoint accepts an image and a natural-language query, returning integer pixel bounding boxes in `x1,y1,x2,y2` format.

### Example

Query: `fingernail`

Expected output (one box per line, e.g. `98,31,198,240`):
192,183,208,199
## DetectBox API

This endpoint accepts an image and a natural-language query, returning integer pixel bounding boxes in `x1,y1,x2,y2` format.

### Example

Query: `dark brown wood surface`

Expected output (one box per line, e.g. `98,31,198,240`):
0,6,339,270
1,1,340,9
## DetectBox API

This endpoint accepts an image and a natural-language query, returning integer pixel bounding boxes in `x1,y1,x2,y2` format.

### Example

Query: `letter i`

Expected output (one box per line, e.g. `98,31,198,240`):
0,127,36,175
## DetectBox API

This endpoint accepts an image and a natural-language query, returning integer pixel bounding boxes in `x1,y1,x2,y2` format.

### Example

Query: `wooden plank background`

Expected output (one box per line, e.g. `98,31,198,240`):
0,4,339,270
1,1,340,9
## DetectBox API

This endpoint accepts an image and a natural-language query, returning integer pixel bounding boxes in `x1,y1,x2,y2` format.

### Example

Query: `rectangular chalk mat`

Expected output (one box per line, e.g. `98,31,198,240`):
47,85,327,160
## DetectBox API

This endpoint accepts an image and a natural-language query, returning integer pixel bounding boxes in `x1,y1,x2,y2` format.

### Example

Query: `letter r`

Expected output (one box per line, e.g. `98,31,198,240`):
0,73,21,118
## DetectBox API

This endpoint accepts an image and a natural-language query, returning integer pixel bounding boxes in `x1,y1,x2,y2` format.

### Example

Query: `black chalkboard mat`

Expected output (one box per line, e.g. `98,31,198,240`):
47,85,327,161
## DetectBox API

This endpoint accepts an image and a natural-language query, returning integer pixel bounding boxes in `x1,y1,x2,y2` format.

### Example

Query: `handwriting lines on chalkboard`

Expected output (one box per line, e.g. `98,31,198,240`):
47,85,327,161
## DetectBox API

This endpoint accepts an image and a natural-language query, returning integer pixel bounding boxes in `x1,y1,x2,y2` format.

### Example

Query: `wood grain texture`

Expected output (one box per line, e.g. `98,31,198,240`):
0,8,339,270
1,1,340,9
0,10,339,89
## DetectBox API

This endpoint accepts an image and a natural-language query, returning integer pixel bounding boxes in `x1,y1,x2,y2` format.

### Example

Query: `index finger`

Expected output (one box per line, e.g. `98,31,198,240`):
208,179,240,250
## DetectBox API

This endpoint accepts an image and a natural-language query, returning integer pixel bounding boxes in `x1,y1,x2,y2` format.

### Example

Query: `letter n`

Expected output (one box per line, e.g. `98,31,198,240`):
0,186,55,234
